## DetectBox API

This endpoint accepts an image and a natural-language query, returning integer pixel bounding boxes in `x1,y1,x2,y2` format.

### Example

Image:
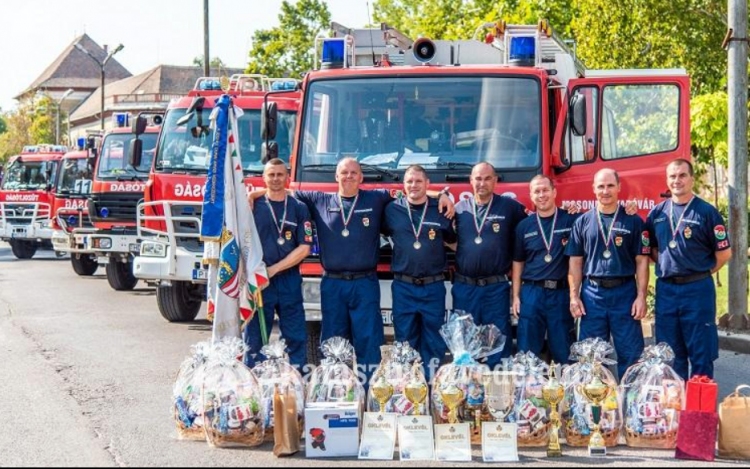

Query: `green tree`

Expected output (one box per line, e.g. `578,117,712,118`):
0,113,7,136
246,0,331,78
0,97,55,165
192,56,227,69
691,91,728,167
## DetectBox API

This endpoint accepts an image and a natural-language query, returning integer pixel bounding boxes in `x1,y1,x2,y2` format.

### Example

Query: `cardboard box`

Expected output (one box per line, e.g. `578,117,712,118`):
305,403,360,458
686,376,718,412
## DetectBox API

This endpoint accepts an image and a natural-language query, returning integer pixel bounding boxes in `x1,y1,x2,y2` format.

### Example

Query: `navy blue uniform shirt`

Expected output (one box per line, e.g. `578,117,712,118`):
253,195,312,266
565,207,649,277
646,196,730,278
296,189,391,273
454,195,528,277
384,197,456,277
513,209,579,281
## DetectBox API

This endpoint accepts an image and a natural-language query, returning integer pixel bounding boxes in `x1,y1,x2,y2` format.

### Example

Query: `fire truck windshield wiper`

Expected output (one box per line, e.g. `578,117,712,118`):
114,175,139,181
435,161,475,170
359,163,398,179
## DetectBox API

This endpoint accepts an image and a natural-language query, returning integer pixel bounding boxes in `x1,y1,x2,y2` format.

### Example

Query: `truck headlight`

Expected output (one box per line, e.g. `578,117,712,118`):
140,241,167,258
93,237,112,249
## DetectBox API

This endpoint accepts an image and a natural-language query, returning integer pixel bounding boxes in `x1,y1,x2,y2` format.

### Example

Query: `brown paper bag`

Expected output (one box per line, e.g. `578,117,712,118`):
718,384,750,460
273,384,300,457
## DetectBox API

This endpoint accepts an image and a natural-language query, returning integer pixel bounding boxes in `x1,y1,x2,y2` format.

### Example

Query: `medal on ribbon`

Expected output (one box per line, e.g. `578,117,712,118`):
596,205,619,259
337,191,360,237
535,208,558,264
264,195,288,245
408,201,429,250
668,196,695,249
472,195,494,244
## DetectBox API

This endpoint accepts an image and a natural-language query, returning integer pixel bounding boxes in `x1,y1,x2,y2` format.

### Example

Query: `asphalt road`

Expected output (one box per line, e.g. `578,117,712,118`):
0,241,748,467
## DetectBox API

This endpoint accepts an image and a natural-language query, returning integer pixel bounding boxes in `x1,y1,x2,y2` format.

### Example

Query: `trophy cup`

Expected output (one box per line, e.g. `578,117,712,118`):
482,371,516,422
440,384,465,424
541,361,564,457
403,363,428,415
577,363,613,457
371,371,394,413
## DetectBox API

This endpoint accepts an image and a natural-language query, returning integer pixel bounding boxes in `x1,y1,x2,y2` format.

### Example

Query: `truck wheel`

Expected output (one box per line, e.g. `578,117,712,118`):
71,255,98,276
105,258,138,291
156,281,202,322
306,320,322,366
9,240,37,259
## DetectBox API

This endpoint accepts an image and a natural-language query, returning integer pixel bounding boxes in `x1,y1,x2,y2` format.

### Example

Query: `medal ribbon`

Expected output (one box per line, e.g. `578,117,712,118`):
472,195,494,238
535,208,558,255
408,201,429,244
264,194,288,238
669,196,695,243
596,205,619,252
337,191,360,230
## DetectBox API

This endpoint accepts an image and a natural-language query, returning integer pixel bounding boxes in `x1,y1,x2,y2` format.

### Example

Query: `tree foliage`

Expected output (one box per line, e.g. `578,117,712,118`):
0,97,55,165
192,56,227,69
691,91,729,167
246,0,331,78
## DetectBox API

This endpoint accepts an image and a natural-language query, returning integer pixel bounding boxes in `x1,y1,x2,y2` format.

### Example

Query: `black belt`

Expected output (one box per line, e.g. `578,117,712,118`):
454,273,509,287
324,271,374,280
523,279,569,290
661,271,711,285
394,273,445,286
587,276,633,288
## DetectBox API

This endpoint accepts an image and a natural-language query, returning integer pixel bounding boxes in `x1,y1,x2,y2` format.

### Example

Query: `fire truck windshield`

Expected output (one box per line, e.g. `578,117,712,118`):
300,76,541,174
155,108,296,174
97,132,157,179
57,158,92,194
2,159,58,191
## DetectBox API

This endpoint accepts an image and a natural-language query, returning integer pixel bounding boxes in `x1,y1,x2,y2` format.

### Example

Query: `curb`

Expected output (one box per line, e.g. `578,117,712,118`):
718,330,750,355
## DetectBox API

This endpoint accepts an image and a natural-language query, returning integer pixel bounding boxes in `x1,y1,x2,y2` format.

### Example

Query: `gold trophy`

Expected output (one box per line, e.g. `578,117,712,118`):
440,384,465,424
403,363,428,415
371,372,394,413
465,378,485,435
541,362,564,457
577,363,612,457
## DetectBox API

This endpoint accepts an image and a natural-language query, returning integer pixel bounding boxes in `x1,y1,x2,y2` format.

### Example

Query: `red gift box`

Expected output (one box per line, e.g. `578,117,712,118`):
675,410,718,461
686,375,718,412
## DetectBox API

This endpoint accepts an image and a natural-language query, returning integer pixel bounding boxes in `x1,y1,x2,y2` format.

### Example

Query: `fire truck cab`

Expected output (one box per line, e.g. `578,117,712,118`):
0,144,68,259
131,75,299,322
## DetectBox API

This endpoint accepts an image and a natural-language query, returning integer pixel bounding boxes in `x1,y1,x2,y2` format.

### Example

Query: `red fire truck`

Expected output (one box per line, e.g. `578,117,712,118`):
131,75,299,322
261,21,690,342
0,144,68,259
85,118,160,290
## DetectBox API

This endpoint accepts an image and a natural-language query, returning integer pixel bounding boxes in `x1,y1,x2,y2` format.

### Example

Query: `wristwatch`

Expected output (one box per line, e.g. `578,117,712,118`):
439,186,451,197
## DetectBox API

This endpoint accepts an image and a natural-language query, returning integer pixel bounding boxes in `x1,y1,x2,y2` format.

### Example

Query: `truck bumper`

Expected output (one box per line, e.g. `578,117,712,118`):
133,242,204,283
1,223,54,242
51,229,97,254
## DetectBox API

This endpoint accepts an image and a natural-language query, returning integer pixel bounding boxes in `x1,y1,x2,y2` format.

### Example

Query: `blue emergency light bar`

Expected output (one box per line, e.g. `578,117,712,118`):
271,80,297,91
77,137,86,150
67,215,78,225
114,113,129,128
99,207,110,218
509,36,536,66
199,79,222,91
321,38,346,69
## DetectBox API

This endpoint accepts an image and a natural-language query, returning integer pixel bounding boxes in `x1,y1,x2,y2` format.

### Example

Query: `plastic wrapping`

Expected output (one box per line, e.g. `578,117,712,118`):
202,338,265,447
507,351,551,446
252,339,306,441
620,343,684,448
172,341,212,440
306,337,365,405
560,338,621,447
366,342,427,414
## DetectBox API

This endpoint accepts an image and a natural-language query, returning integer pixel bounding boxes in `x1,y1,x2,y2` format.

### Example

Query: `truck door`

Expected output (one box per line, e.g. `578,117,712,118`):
551,73,690,215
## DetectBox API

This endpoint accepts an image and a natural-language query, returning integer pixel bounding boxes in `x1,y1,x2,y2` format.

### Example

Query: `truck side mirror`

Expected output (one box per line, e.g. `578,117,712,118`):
570,93,587,137
132,115,148,136
261,141,278,163
261,101,278,141
129,138,143,168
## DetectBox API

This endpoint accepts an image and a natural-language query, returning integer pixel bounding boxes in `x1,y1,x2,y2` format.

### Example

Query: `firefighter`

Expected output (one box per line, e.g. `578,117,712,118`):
645,159,731,380
243,158,312,370
452,162,528,366
383,165,455,378
511,175,577,364
567,168,650,380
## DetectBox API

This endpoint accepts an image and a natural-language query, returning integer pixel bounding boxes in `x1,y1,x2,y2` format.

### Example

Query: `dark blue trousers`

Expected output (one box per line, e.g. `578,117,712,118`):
517,284,575,364
243,270,307,370
579,278,644,380
655,276,718,380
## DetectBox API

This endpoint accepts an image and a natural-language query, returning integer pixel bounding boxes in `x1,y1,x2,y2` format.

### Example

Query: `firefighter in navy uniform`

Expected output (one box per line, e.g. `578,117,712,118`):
512,175,577,364
244,159,312,370
452,162,528,366
646,159,731,380
566,168,650,380
383,165,455,378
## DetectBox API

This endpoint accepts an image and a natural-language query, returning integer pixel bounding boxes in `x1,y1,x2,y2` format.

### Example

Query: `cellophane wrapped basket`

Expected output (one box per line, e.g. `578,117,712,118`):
561,338,621,447
507,352,551,447
202,338,265,447
306,337,365,406
366,342,428,414
172,341,211,440
251,339,306,441
620,343,684,448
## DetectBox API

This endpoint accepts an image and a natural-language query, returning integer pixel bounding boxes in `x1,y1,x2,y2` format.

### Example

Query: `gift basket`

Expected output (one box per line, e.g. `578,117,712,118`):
366,342,428,414
620,343,684,448
202,338,265,447
561,338,621,447
430,312,505,440
306,337,365,405
507,351,551,447
252,339,306,441
172,341,211,440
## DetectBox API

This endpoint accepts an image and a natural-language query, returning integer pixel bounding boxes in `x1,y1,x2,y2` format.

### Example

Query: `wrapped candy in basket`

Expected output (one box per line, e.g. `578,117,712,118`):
366,342,428,415
306,337,365,405
251,339,306,441
561,338,621,447
202,338,265,447
430,312,505,442
506,351,551,447
620,343,684,449
172,341,211,440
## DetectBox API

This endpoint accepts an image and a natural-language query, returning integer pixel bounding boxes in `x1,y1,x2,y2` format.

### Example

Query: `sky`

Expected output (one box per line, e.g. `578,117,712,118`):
0,0,374,112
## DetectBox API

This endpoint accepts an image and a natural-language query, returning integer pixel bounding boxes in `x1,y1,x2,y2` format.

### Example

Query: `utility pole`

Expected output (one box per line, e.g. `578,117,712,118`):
204,0,210,76
727,0,749,329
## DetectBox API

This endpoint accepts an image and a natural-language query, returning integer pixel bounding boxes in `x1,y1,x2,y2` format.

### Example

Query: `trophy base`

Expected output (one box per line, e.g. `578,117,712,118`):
546,448,563,458
588,445,607,457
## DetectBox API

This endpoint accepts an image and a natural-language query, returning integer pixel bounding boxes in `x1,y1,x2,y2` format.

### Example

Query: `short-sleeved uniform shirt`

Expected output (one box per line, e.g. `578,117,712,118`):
296,189,391,273
253,195,313,266
513,209,579,281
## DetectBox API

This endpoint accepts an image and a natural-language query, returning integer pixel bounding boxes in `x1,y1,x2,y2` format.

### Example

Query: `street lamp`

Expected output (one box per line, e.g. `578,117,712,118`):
55,88,74,145
74,43,124,130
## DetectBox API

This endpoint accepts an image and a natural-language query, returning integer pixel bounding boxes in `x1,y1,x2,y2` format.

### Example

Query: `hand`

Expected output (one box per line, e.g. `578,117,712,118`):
570,296,586,318
562,201,580,215
631,295,647,320
246,191,255,209
438,193,455,219
511,296,521,318
624,199,638,216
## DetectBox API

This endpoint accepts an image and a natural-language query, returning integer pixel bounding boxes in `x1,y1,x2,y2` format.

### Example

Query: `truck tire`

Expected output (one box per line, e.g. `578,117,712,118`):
9,240,37,259
105,257,138,291
306,320,322,366
156,281,202,322
71,254,98,276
